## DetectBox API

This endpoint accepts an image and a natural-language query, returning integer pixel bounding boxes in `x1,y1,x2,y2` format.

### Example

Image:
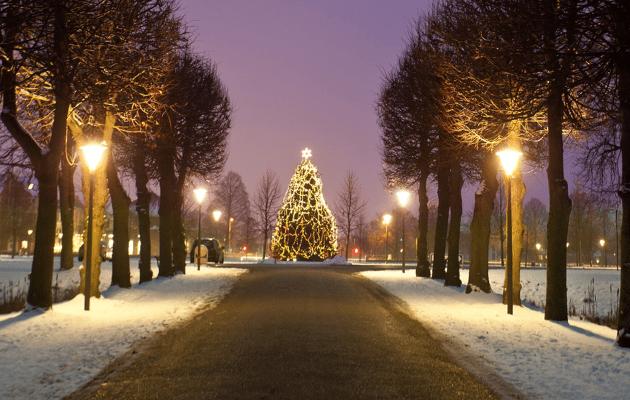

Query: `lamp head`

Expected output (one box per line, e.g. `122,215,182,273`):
600,239,605,247
383,214,392,225
193,188,207,204
396,191,410,207
496,149,522,177
80,142,107,172
213,210,222,221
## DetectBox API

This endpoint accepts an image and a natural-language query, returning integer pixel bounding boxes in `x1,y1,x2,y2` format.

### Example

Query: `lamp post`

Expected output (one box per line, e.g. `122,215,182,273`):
383,214,392,263
228,217,234,254
80,142,107,311
194,188,207,271
27,230,33,255
536,243,541,266
213,210,222,239
600,239,606,268
397,191,410,273
497,149,522,315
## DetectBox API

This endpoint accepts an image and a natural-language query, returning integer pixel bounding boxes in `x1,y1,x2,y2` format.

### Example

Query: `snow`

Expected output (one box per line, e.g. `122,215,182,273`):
2,256,629,400
0,257,245,400
360,268,630,400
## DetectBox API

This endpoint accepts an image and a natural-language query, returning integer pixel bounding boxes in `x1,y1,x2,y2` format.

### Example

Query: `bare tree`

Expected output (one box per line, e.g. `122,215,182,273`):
523,197,548,265
253,169,282,259
334,170,368,260
213,171,251,252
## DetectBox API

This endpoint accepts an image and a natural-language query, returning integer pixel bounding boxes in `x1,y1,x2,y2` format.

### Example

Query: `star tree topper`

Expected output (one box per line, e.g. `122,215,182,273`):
301,148,312,160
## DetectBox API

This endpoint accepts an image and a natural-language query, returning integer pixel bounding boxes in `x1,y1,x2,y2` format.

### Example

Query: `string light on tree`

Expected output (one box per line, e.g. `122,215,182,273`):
271,148,338,261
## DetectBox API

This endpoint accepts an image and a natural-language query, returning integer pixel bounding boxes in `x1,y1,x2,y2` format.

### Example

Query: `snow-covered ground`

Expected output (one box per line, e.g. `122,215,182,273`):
360,268,628,400
1,257,628,400
0,257,246,400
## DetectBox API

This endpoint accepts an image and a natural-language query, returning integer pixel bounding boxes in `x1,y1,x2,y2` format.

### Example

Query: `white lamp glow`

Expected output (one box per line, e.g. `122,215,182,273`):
81,143,107,172
397,191,410,207
497,150,522,177
194,188,207,204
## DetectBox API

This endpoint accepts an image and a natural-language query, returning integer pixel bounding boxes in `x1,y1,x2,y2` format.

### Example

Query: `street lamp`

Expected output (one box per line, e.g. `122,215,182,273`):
212,210,222,239
397,191,410,273
600,239,606,267
228,217,234,254
27,230,33,255
383,214,392,263
497,149,522,315
80,142,107,311
536,243,541,266
193,188,207,271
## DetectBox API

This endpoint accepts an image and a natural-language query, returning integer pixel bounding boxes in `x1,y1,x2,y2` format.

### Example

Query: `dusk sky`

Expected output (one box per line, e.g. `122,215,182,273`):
177,0,552,218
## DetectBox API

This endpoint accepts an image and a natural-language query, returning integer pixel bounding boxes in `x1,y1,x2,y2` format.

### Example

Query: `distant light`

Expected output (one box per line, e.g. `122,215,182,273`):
27,183,34,190
383,214,392,225
213,210,222,221
301,148,312,160
600,239,605,247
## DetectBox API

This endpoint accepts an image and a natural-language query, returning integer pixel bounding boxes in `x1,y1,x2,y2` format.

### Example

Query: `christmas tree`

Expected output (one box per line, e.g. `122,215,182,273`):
271,148,338,261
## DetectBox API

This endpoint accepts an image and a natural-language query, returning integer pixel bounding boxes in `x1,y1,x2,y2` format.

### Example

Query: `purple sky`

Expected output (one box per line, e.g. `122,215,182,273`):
177,0,553,219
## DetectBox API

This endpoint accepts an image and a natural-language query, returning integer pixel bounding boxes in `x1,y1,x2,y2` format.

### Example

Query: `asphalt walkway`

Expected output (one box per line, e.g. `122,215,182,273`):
66,268,514,399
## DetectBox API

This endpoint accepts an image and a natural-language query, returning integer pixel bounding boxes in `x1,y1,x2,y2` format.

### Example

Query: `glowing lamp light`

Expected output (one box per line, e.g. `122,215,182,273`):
397,191,410,207
383,214,392,225
81,142,107,172
496,150,522,177
536,243,541,251
302,148,312,160
213,210,222,221
194,188,207,204
600,239,605,247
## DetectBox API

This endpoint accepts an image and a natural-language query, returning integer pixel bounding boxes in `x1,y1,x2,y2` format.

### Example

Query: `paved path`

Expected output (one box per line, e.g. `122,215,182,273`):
68,268,511,399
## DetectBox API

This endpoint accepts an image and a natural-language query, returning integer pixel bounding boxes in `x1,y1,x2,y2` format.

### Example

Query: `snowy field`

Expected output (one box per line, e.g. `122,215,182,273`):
361,268,628,400
1,257,628,400
0,257,246,400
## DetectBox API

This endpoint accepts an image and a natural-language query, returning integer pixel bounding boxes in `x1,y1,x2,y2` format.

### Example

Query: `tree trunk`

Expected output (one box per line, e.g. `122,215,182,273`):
445,161,463,287
134,144,153,284
432,164,450,279
58,148,76,271
416,171,431,277
262,232,268,260
466,151,498,293
106,150,131,288
616,37,630,346
27,162,60,308
157,146,177,277
172,200,187,274
545,81,571,321
172,146,190,274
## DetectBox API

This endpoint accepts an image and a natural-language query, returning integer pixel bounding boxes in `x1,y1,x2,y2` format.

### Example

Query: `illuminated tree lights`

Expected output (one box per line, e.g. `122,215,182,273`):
271,150,338,261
